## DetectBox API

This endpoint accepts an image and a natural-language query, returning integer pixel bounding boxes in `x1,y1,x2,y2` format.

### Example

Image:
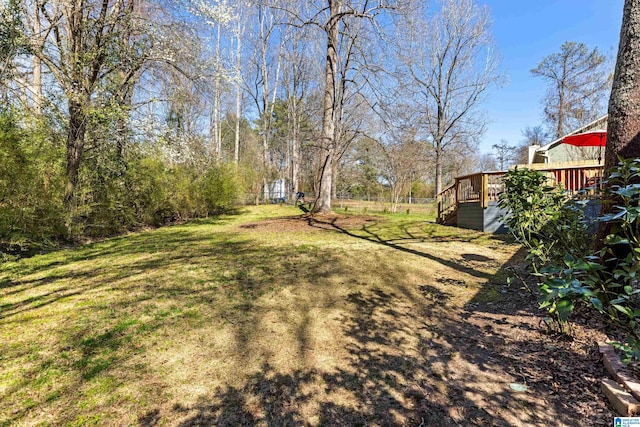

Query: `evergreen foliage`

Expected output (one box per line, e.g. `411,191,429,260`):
500,163,640,360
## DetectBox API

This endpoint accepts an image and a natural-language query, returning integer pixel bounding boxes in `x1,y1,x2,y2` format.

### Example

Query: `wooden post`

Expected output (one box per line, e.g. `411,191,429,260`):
481,173,489,209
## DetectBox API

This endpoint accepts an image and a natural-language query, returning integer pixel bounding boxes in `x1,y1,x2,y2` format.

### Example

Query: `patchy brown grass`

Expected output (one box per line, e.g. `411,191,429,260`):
237,213,379,233
0,205,614,426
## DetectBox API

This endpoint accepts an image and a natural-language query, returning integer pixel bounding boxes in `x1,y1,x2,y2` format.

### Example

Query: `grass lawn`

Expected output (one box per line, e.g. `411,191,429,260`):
0,205,611,426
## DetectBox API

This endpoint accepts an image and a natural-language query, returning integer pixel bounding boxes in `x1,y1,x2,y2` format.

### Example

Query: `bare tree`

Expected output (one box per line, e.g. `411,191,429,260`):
398,0,502,195
188,0,236,160
277,0,399,213
521,125,549,146
233,1,246,164
156,52,211,165
513,125,549,164
212,2,230,160
13,0,45,116
492,139,515,170
2,0,58,117
531,41,611,139
245,3,286,199
316,0,344,213
280,23,318,199
475,152,497,172
0,0,28,102
25,0,149,209
380,137,426,212
368,83,428,210
319,1,401,212
133,8,217,156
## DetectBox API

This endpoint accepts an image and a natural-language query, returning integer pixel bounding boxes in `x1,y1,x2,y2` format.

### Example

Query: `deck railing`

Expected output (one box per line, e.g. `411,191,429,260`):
437,182,457,223
436,164,605,224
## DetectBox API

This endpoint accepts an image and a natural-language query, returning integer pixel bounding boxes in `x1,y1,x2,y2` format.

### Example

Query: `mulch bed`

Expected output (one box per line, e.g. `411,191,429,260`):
451,277,617,426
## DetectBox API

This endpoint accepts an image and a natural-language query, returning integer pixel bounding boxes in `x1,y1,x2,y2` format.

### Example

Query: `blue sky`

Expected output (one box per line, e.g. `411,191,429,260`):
478,0,624,154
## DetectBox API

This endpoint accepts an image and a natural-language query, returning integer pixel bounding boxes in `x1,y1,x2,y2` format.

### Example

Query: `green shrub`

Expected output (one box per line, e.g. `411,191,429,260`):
0,109,66,254
499,168,592,267
0,107,243,256
501,162,640,356
197,163,240,215
71,149,136,237
499,167,595,331
126,155,174,226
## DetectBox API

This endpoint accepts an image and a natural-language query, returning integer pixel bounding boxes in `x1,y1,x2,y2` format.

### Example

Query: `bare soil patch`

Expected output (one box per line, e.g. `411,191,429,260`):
237,213,379,233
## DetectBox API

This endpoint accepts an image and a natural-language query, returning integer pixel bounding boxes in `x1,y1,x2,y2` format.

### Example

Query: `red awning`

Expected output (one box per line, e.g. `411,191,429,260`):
562,130,607,147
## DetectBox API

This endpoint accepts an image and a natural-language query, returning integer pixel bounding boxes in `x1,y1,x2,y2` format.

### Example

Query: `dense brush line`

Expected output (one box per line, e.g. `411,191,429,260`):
0,109,241,258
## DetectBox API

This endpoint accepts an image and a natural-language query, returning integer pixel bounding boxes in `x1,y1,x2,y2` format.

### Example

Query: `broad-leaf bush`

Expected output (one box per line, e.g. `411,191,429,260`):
596,159,640,357
501,162,640,359
499,168,597,331
499,168,592,268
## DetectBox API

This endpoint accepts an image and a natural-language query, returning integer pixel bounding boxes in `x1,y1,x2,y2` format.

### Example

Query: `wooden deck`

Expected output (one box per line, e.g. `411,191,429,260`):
436,164,604,231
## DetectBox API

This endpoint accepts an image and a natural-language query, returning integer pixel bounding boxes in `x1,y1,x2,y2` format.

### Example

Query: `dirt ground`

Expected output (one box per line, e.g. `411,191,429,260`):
238,213,381,232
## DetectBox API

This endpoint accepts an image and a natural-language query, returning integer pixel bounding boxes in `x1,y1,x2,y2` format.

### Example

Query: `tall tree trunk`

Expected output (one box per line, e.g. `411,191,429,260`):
31,55,42,117
605,0,640,165
64,97,87,207
115,0,137,157
31,1,43,117
317,147,334,212
315,0,339,214
234,17,242,165
557,81,565,138
292,129,299,197
290,91,300,200
213,22,222,160
259,6,271,201
435,142,443,196
597,0,640,244
332,156,338,199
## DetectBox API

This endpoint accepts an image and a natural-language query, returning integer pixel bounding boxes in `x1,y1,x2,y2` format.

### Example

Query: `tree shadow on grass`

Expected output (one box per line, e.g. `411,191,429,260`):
170,281,604,426
166,218,611,426
171,287,466,426
0,214,237,279
0,229,266,320
0,228,355,425
2,213,613,426
306,216,499,281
